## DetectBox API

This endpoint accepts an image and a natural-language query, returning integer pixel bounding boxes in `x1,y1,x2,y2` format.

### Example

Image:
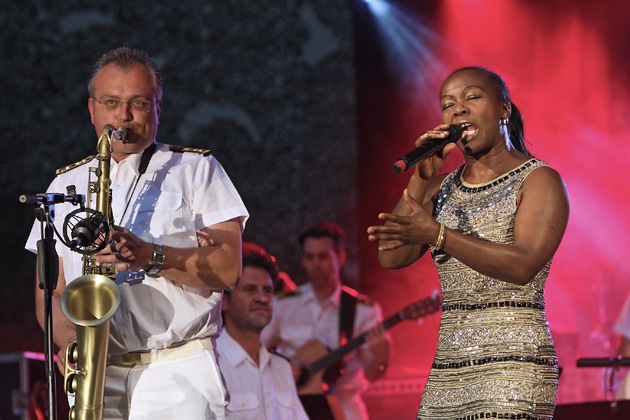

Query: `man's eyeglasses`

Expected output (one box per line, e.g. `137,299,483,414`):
92,97,153,113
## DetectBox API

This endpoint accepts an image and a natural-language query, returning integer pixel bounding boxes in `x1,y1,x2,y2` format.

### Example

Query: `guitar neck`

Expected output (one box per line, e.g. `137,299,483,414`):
308,311,404,375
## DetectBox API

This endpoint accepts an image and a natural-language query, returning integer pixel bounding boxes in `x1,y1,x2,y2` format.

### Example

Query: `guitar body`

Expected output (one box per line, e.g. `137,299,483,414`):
293,340,340,394
293,340,346,420
288,294,441,420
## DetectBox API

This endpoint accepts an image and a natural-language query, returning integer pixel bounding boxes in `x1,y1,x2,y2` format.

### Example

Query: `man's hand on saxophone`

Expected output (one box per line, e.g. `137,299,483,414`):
95,225,153,272
94,220,244,290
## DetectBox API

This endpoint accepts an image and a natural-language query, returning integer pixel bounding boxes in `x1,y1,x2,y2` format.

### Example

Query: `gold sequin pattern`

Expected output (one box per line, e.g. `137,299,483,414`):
417,159,559,420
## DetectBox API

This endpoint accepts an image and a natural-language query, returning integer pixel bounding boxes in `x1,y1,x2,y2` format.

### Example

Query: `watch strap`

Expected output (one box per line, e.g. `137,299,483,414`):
146,243,165,276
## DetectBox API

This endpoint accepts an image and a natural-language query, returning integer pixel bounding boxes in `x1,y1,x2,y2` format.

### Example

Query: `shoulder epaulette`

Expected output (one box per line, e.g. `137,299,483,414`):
342,285,374,307
169,145,212,156
356,294,375,307
268,348,291,362
56,155,97,175
275,289,301,299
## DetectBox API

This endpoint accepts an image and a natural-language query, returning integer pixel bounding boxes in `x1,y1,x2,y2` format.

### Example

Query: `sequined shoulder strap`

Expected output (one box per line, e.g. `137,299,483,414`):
432,166,464,217
501,158,548,193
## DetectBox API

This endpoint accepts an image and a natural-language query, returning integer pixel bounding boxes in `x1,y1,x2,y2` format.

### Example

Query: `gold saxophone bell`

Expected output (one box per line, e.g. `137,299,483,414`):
61,274,121,420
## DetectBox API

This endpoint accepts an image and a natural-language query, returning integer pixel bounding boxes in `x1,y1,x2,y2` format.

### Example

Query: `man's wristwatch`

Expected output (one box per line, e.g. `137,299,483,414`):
146,243,165,276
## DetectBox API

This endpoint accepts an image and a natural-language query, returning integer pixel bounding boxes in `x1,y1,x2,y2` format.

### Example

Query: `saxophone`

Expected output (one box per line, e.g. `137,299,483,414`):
60,125,126,420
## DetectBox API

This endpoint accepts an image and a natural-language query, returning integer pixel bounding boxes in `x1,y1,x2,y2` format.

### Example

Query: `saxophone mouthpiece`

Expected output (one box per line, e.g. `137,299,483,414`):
103,124,127,143
113,127,128,143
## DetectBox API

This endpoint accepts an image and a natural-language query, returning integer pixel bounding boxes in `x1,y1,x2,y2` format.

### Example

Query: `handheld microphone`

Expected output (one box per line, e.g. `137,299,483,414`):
68,213,105,249
392,124,463,173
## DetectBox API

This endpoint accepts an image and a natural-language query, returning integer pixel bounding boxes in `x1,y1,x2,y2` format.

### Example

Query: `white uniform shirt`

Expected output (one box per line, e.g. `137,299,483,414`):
25,143,248,354
217,329,308,420
261,282,383,419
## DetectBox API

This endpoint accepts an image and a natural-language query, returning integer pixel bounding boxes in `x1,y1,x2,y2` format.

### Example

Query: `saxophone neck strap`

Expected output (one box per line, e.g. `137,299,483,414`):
119,143,157,224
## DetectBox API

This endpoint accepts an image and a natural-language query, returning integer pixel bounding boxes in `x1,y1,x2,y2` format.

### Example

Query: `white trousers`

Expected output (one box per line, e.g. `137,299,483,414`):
103,343,227,419
339,392,369,420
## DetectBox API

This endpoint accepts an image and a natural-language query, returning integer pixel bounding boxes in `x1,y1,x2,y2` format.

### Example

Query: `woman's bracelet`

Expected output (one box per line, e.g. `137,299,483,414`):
434,223,446,251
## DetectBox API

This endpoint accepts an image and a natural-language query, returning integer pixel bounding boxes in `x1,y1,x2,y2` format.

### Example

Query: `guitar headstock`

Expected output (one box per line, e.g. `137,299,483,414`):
400,291,442,320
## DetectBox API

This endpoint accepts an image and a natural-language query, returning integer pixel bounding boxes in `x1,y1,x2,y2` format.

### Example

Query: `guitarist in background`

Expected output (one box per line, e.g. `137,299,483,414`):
261,221,390,420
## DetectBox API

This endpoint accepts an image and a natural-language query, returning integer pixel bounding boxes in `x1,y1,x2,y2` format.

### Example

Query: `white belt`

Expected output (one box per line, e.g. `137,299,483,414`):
109,338,213,367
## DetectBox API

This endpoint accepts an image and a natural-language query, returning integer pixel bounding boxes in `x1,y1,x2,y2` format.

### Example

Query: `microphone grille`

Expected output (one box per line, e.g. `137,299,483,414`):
449,124,463,139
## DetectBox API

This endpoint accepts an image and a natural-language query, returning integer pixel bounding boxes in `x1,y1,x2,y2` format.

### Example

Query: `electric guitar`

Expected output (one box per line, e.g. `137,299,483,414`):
293,292,442,395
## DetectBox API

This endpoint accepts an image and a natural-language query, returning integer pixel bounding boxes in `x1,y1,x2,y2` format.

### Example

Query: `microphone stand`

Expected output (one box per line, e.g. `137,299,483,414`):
20,190,85,420
35,202,59,420
21,189,90,419
576,356,630,415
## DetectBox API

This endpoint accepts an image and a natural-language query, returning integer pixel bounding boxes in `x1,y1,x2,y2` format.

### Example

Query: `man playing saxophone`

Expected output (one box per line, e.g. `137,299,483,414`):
25,47,248,419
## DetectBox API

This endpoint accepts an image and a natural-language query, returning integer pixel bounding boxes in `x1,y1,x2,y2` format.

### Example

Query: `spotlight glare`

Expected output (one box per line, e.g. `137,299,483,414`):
365,0,389,16
363,0,446,93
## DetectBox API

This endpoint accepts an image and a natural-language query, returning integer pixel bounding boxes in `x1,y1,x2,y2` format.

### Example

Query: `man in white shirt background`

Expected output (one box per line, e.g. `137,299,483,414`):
217,243,308,419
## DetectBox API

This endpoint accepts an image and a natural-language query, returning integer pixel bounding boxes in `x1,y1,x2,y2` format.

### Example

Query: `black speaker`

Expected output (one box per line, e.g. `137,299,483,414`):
0,352,69,420
554,400,630,419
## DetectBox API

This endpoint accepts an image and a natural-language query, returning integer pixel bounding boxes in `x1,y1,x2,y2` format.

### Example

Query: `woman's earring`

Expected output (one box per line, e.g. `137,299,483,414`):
500,118,508,126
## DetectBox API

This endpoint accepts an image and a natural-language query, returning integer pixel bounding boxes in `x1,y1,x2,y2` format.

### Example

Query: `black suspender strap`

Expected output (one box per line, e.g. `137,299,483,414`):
321,287,357,393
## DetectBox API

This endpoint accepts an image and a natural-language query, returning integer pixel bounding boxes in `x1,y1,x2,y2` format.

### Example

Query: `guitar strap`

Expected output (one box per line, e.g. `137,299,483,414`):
319,287,357,393
339,288,357,346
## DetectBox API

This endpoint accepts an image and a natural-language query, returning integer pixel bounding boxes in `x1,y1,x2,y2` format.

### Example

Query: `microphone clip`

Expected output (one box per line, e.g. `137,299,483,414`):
62,208,109,255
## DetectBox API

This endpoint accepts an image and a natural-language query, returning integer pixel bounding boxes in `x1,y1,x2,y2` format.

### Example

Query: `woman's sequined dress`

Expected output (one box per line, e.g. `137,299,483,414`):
417,159,559,420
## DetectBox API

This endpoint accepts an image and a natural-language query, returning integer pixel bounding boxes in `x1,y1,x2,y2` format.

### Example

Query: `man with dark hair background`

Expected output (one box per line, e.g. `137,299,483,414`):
217,243,308,419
